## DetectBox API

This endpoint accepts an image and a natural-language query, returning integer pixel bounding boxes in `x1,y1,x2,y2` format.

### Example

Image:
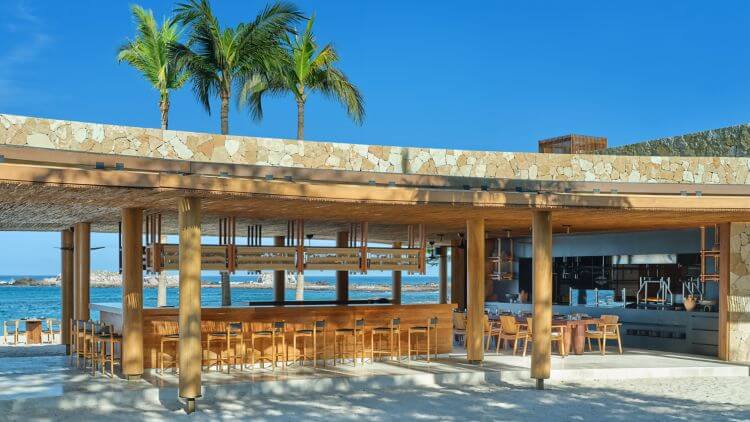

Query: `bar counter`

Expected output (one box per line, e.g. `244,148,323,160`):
92,302,455,369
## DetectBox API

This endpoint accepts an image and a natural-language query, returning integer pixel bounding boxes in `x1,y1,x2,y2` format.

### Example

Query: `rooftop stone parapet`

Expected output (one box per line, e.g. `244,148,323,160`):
2,113,750,185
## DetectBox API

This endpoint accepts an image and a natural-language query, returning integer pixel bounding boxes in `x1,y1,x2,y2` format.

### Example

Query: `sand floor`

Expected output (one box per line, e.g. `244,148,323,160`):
4,376,748,421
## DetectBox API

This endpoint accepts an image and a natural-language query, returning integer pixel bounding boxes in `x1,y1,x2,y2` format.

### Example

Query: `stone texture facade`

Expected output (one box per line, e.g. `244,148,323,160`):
603,124,750,157
4,113,750,184
728,223,750,362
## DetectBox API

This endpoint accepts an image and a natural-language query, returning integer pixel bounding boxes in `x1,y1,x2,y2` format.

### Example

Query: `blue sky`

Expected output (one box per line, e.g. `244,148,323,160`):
1,0,750,274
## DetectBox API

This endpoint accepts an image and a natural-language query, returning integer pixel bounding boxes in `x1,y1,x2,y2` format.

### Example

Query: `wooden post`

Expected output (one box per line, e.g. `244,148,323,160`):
451,239,467,310
61,229,73,354
336,231,349,302
439,246,448,304
220,271,231,306
392,241,402,305
273,236,285,302
718,222,730,361
531,210,552,389
178,197,201,412
74,222,90,320
121,208,144,379
466,218,485,364
157,234,168,307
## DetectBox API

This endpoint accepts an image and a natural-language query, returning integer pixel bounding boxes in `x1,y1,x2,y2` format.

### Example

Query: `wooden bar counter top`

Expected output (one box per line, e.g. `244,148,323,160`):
92,302,455,369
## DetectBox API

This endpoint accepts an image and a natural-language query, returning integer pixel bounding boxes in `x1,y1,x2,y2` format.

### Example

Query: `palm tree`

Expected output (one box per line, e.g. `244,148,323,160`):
241,15,364,140
171,0,303,135
117,5,187,130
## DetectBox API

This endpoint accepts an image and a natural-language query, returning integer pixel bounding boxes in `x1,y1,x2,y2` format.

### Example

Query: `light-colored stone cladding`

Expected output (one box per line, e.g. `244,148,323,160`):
728,223,750,363
3,113,750,184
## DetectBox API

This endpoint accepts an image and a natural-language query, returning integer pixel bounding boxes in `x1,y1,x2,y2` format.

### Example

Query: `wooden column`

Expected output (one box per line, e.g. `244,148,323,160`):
121,208,143,379
336,231,349,302
466,218,485,363
531,210,552,389
220,271,231,306
178,197,201,412
273,236,286,302
439,246,448,304
74,222,90,320
450,239,467,310
718,222,730,361
392,242,402,305
61,229,74,354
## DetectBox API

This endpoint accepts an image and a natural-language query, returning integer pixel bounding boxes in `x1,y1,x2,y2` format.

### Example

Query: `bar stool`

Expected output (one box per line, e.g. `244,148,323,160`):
250,321,286,370
94,323,122,377
84,321,103,374
334,318,366,366
292,320,327,367
371,317,401,361
156,320,180,374
408,316,438,363
206,321,244,372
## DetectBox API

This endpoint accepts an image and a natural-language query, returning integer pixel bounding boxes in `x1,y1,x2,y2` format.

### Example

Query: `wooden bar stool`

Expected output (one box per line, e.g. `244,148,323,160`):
334,318,366,366
250,321,286,370
408,316,438,363
70,319,85,365
371,317,401,361
206,321,244,372
292,320,327,367
156,320,180,374
94,323,122,377
85,321,103,374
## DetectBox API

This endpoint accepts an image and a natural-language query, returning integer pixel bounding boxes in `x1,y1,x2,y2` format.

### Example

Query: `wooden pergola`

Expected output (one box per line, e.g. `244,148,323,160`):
1,137,749,410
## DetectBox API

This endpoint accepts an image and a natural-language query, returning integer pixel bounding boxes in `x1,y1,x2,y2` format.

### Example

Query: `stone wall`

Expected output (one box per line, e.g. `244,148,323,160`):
4,113,750,185
602,124,750,157
728,223,750,362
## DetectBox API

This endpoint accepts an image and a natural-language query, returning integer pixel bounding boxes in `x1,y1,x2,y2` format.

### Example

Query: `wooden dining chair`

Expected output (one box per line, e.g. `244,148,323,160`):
452,311,467,345
585,315,623,355
408,316,438,363
2,320,19,344
522,317,566,357
484,315,502,351
371,317,401,362
495,315,529,355
44,318,61,344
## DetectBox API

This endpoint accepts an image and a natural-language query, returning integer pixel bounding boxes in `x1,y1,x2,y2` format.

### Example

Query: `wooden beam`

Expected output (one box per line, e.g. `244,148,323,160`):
532,210,552,388
718,222,730,361
451,240,467,311
439,246,448,304
74,222,90,320
392,241,402,305
466,218,485,363
61,229,73,354
336,231,349,302
121,208,143,379
273,236,285,302
178,197,201,411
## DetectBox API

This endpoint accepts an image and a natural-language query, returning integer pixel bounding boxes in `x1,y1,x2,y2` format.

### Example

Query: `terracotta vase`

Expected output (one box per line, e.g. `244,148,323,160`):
519,290,528,304
684,295,697,312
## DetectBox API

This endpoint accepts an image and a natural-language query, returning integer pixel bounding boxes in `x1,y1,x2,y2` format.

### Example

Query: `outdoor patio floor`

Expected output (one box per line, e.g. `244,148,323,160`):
0,346,746,414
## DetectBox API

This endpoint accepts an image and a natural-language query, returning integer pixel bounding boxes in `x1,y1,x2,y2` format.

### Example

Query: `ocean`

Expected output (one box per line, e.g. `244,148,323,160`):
0,275,440,323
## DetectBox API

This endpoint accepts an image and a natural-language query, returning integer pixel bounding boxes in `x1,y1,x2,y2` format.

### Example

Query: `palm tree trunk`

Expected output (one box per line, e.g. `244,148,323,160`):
221,92,229,135
160,95,169,130
296,99,305,140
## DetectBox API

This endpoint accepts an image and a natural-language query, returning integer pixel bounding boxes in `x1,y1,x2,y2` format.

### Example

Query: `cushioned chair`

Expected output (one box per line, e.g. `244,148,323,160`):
585,315,623,355
522,317,566,357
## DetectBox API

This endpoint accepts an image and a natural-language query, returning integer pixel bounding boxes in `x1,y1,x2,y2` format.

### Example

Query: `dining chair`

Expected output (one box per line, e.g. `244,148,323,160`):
585,315,623,355
522,317,566,357
495,315,529,355
452,311,467,345
484,314,502,351
44,318,61,344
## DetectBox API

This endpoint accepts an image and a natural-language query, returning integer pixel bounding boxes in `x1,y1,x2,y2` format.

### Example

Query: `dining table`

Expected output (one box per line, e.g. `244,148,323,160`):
22,318,43,344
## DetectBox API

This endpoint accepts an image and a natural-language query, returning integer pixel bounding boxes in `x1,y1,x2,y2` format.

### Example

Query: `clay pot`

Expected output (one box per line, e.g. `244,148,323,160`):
519,290,528,304
684,295,697,312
